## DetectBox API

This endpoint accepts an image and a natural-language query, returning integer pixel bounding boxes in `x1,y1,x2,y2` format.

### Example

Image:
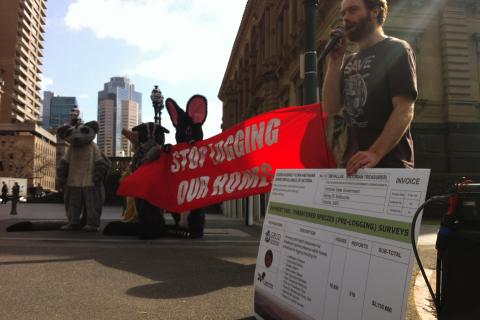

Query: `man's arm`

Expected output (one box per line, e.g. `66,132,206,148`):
346,95,414,175
322,59,344,115
322,34,346,115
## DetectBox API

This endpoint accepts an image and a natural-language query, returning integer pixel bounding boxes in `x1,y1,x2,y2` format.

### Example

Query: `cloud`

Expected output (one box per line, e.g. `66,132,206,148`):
64,0,246,84
40,75,53,91
79,93,89,99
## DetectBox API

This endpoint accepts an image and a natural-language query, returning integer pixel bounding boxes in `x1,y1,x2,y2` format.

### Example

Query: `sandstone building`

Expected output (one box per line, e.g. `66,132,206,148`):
219,0,480,220
0,123,56,191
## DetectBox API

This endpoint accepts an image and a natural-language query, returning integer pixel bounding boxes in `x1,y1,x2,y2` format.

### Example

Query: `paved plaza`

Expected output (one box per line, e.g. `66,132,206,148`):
0,203,438,319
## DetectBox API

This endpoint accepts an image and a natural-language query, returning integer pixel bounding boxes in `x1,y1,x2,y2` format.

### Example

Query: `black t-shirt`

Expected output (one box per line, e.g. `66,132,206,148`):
341,37,417,168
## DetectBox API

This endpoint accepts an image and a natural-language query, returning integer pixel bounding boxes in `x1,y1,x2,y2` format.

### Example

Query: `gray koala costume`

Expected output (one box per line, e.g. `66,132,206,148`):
57,121,111,232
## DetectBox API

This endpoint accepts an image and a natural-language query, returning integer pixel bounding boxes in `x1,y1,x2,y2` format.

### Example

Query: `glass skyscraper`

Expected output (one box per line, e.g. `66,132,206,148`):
49,96,78,128
97,77,142,157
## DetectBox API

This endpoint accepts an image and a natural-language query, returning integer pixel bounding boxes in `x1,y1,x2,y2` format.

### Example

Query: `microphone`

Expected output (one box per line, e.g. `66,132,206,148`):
318,26,345,64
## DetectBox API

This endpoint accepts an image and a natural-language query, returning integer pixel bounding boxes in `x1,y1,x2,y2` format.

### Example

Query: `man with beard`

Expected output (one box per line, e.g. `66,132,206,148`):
323,0,417,175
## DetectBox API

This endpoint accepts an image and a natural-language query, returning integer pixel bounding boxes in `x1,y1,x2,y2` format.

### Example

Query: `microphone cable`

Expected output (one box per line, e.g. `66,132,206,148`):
410,194,451,316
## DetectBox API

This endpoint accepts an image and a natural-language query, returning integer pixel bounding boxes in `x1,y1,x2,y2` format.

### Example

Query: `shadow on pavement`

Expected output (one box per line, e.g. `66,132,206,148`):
0,236,258,300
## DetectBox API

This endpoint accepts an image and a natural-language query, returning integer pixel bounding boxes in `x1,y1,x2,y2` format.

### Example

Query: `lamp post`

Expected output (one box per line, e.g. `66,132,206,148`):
150,85,164,125
0,68,5,106
304,0,319,104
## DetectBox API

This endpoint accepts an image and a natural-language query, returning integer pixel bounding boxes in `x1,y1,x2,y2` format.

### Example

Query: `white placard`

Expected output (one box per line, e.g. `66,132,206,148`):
254,168,430,320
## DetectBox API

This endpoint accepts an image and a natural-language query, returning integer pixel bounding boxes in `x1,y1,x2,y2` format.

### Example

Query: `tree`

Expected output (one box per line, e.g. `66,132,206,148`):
3,140,55,182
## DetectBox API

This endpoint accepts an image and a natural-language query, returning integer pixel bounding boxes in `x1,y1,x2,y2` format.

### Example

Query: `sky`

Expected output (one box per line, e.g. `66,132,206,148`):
41,0,247,144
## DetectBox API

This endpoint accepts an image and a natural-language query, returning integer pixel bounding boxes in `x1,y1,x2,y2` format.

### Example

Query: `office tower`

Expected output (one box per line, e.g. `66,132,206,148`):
42,90,55,129
49,96,78,128
0,0,47,123
97,77,142,157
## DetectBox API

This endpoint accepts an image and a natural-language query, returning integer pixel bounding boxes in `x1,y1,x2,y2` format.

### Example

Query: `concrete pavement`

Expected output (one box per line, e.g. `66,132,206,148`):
0,203,439,319
0,203,261,320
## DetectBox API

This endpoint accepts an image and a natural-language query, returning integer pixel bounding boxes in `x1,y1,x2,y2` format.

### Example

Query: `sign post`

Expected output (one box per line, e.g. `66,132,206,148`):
254,168,430,320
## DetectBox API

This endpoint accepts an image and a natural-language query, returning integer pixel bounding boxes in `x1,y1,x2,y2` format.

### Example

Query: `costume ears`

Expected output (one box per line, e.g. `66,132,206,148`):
186,95,207,125
166,98,184,128
56,125,71,139
156,124,170,134
166,95,208,127
121,128,139,144
132,122,170,134
85,121,99,134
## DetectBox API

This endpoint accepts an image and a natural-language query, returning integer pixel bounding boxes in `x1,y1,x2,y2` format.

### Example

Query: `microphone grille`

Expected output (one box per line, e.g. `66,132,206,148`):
334,26,345,36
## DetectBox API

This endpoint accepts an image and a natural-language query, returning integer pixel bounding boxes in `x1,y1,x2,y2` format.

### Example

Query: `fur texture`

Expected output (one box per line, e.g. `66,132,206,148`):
103,122,173,239
166,95,208,239
7,121,110,232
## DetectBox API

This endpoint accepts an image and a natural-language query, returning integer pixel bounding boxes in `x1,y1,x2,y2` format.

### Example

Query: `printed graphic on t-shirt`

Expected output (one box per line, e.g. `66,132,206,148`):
343,55,375,128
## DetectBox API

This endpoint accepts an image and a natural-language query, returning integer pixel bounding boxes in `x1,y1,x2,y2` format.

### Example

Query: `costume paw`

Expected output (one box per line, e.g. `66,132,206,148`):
60,223,80,231
187,231,204,239
82,225,99,232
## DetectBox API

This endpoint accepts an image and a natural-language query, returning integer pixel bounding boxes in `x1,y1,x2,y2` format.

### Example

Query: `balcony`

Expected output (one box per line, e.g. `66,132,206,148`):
15,63,28,77
16,45,30,60
16,53,29,69
14,81,27,95
13,102,27,115
14,73,28,86
21,0,33,16
12,92,27,105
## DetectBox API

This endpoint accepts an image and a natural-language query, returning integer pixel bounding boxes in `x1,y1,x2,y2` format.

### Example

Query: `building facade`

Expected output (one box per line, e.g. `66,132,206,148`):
120,100,139,156
97,77,142,157
0,0,56,192
0,123,56,191
0,0,47,123
48,96,78,128
41,90,55,129
219,0,480,220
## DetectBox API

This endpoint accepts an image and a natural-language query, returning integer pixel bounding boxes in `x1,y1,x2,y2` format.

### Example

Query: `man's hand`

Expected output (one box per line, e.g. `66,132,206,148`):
346,151,381,175
327,29,347,63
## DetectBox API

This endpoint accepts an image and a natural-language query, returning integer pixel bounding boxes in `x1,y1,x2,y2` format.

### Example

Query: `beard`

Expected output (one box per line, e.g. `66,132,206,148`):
345,13,376,42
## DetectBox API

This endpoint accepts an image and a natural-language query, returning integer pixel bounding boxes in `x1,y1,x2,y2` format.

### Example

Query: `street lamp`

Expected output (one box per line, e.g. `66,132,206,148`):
150,85,164,125
0,69,4,108
0,68,4,90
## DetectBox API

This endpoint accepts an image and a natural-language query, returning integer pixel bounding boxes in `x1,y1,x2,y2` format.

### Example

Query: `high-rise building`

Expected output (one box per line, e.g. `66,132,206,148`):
49,96,78,128
0,0,47,123
97,77,142,157
41,90,55,129
0,0,56,191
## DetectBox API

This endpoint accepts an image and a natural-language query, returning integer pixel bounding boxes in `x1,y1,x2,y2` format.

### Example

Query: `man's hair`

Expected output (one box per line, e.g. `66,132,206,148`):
362,0,388,25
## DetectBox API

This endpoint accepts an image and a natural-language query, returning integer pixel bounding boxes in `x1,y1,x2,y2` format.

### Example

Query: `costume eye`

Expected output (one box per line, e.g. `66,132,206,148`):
80,127,90,134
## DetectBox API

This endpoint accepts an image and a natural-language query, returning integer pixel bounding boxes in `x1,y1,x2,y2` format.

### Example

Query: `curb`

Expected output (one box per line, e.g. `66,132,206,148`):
414,268,437,320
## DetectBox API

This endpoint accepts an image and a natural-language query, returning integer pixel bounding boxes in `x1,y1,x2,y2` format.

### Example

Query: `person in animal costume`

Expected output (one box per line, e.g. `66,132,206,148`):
102,122,171,239
56,120,111,232
165,95,208,239
119,128,140,223
6,112,110,232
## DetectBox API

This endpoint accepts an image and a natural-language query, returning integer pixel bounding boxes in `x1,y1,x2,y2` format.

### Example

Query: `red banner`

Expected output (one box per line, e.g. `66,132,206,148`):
117,103,335,212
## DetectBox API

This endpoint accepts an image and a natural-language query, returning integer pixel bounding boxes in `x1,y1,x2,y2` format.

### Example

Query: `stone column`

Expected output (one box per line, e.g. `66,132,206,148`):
440,3,476,122
234,199,243,218
253,194,261,223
